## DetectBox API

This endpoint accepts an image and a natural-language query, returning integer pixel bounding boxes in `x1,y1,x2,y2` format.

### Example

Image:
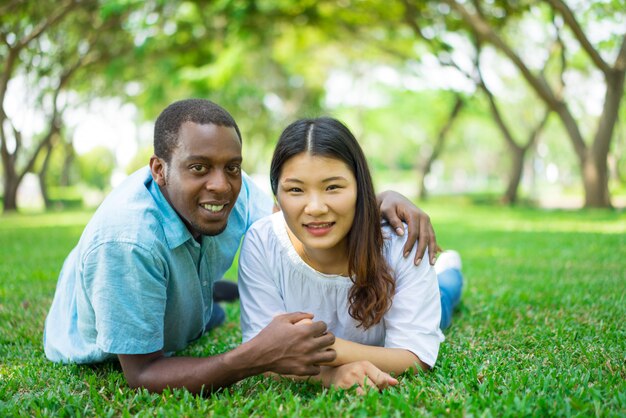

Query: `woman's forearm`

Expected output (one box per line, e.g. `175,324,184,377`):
323,337,428,375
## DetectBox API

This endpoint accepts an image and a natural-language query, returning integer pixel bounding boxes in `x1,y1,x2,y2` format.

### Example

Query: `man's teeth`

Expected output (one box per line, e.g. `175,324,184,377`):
203,204,225,212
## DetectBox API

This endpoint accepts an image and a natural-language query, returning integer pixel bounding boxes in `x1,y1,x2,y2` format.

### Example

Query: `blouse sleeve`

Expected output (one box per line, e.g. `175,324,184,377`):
383,228,445,368
238,220,288,342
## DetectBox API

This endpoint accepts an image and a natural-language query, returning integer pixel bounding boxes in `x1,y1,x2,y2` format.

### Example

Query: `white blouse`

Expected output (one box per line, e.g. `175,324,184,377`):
238,212,444,367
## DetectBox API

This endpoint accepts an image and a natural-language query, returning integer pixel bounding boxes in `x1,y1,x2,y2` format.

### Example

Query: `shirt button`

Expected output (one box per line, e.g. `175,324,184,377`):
203,281,208,286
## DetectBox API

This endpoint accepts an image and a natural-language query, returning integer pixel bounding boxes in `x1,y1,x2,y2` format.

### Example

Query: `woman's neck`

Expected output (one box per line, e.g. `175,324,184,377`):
286,228,350,276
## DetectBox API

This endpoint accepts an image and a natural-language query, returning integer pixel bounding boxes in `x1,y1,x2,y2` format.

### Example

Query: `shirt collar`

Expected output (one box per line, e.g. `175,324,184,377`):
145,170,195,250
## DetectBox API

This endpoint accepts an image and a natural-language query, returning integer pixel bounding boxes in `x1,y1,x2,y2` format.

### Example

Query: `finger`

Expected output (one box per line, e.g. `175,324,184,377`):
307,320,330,337
372,372,399,390
364,363,396,390
312,348,337,365
294,318,314,326
312,331,335,348
384,210,405,237
295,364,321,376
414,219,429,266
427,224,439,266
281,312,314,323
362,375,377,392
402,212,419,259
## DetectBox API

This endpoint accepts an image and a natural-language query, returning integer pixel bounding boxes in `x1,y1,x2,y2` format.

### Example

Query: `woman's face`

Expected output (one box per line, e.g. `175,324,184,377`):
276,152,357,256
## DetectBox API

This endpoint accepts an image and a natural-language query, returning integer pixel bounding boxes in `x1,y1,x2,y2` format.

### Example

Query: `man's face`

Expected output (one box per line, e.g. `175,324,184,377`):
150,122,243,238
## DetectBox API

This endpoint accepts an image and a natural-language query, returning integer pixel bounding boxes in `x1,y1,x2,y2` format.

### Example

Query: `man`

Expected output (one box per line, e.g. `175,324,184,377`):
44,99,438,394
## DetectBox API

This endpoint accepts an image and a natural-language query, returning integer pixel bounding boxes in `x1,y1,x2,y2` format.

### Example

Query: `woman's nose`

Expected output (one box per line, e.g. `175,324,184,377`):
304,195,328,216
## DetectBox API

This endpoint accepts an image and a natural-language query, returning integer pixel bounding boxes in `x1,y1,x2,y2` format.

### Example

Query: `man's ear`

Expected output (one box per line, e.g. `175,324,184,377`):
150,155,167,186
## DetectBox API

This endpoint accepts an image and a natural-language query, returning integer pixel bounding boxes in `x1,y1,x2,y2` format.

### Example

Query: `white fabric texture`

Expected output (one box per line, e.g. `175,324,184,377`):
238,212,445,368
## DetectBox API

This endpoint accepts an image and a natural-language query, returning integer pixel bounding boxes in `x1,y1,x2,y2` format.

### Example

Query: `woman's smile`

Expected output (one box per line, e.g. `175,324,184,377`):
303,221,336,236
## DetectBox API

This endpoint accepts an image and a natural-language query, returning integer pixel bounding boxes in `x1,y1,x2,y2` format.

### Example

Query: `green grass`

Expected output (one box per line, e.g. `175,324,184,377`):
1,202,625,417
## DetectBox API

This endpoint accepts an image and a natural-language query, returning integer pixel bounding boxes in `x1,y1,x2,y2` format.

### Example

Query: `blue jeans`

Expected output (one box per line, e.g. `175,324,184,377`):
438,268,463,330
204,303,226,332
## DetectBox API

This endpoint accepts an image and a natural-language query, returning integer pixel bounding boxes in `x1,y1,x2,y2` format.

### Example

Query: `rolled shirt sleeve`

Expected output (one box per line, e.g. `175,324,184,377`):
79,241,168,355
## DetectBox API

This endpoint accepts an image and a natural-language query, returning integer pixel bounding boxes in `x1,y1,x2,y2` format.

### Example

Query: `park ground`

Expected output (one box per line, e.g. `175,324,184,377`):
0,199,625,416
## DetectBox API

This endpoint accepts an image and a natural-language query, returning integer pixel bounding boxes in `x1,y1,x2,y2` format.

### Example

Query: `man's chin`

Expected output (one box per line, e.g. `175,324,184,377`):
198,222,228,237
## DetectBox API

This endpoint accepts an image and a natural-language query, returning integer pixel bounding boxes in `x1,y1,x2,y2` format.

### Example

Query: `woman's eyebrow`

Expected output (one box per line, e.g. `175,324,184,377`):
321,176,348,182
282,176,348,183
282,177,304,183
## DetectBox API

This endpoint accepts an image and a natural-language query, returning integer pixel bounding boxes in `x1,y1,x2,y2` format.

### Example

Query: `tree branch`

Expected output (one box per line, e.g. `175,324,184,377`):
441,0,588,161
473,41,519,151
614,33,626,71
17,0,79,50
545,0,611,76
441,0,560,108
0,0,22,17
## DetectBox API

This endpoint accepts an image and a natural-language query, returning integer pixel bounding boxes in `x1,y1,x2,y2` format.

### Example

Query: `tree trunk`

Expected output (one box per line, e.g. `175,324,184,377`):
2,172,19,212
501,145,526,205
582,151,611,208
39,141,54,209
417,96,464,200
60,140,76,186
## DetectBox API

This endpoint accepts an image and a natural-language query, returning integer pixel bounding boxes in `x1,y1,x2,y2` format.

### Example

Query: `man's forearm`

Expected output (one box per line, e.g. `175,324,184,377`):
119,312,337,394
322,337,427,375
120,343,270,394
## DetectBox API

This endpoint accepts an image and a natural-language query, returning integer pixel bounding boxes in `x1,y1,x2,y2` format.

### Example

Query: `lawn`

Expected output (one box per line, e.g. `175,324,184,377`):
1,201,625,416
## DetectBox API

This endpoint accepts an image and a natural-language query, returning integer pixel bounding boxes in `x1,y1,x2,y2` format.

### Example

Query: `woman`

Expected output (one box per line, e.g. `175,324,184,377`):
238,117,463,392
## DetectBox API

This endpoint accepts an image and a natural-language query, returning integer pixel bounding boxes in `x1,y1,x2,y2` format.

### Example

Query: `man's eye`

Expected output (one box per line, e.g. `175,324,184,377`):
190,165,207,173
226,165,241,175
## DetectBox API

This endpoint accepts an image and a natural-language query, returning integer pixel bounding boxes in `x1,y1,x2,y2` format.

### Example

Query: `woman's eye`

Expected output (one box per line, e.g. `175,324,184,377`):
289,187,303,193
327,184,342,191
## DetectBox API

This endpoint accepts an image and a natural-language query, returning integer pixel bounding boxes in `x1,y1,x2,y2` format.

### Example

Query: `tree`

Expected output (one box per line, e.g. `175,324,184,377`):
439,0,626,208
77,146,116,191
0,0,136,212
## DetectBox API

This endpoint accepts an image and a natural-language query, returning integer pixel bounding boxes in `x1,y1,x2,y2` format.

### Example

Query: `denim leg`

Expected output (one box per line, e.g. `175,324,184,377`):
438,268,463,329
204,303,226,332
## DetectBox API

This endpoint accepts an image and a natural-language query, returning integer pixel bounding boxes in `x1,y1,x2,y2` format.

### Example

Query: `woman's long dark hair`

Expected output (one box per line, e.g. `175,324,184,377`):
270,117,395,329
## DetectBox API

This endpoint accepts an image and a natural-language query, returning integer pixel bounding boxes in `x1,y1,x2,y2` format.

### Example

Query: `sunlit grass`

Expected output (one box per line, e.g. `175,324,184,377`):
1,202,625,416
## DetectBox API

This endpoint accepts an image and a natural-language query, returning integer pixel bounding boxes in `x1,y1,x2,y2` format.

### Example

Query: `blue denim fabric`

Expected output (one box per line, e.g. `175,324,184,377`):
205,303,226,331
438,268,463,330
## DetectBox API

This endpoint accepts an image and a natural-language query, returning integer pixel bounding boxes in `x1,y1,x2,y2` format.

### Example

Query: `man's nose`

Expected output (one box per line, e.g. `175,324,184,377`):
204,170,230,193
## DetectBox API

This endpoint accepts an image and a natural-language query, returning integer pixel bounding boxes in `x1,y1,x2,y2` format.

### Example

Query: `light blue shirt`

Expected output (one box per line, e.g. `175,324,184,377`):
44,167,273,363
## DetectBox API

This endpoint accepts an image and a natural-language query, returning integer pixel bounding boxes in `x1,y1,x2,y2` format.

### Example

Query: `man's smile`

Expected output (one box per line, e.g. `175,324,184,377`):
201,203,227,213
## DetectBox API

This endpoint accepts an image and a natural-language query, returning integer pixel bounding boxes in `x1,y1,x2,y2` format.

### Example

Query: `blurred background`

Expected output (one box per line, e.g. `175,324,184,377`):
1,0,625,212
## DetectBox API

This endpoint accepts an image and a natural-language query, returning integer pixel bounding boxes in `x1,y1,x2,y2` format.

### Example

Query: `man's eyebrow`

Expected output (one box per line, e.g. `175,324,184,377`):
184,155,243,163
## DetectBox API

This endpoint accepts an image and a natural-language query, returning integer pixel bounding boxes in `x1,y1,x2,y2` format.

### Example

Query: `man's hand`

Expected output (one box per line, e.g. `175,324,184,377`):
248,312,336,376
377,190,440,265
324,361,399,395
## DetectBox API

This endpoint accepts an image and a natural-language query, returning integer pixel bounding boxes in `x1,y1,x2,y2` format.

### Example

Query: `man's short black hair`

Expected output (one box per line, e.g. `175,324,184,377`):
154,99,242,162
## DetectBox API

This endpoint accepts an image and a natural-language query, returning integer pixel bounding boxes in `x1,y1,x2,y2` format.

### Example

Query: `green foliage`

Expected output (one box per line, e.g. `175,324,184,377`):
77,146,116,191
125,145,154,174
1,204,625,415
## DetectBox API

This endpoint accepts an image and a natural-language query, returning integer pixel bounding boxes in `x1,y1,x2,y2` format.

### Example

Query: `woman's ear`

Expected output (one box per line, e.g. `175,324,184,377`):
150,155,167,186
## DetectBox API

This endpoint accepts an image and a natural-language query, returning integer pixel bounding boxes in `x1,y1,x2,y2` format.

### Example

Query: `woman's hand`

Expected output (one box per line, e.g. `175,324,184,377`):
324,361,398,395
377,190,440,265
